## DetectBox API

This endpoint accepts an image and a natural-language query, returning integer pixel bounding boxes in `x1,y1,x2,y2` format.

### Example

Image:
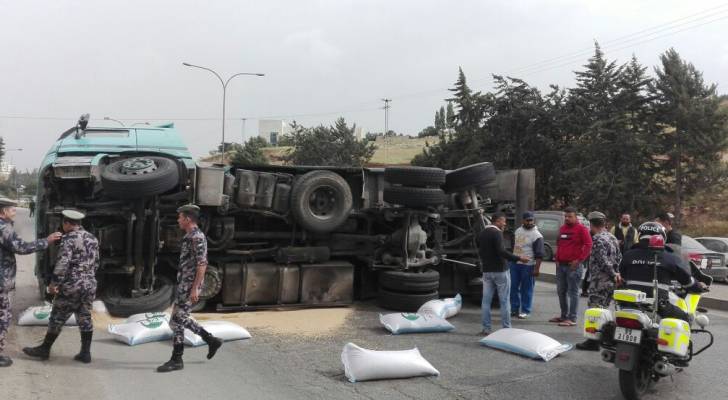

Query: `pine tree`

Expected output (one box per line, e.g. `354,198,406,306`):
650,48,728,224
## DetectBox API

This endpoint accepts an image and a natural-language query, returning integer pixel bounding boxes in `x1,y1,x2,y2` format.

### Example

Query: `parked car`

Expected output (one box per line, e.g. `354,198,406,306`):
680,235,728,282
532,211,590,261
693,236,728,282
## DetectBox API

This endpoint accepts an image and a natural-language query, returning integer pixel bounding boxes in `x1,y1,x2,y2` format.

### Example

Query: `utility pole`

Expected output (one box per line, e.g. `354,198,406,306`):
382,98,391,165
241,118,247,144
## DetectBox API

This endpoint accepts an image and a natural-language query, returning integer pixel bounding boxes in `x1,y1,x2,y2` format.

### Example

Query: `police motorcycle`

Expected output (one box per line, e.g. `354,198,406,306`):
581,234,713,400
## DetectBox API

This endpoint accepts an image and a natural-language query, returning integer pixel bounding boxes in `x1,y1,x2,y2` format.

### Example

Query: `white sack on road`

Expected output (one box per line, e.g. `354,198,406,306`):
108,315,172,345
17,302,77,326
379,313,454,335
341,342,440,383
479,328,573,361
184,320,251,347
417,294,462,319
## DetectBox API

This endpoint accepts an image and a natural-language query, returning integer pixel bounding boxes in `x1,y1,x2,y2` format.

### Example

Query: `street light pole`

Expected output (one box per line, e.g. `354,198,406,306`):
182,62,264,164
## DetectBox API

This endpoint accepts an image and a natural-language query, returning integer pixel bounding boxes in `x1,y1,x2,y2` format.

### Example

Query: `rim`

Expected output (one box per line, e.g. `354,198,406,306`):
121,158,157,175
308,185,340,220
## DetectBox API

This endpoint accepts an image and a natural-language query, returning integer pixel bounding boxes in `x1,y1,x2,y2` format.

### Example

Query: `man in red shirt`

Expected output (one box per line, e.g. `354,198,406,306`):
549,207,592,326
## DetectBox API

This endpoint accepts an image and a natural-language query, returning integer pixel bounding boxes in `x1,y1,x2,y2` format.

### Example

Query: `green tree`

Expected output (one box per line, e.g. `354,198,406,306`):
230,137,269,166
0,136,5,165
650,48,728,224
284,118,376,167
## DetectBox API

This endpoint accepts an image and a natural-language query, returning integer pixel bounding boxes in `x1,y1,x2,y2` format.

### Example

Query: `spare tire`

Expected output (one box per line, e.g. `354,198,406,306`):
291,170,353,234
383,186,446,208
102,275,174,317
376,289,439,312
101,157,179,199
379,269,440,293
444,162,496,193
384,167,445,187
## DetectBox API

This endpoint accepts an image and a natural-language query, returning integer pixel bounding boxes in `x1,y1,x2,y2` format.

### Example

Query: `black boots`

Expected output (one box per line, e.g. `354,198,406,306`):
157,344,184,373
576,339,600,351
0,355,12,367
23,331,59,360
74,331,93,363
199,329,222,360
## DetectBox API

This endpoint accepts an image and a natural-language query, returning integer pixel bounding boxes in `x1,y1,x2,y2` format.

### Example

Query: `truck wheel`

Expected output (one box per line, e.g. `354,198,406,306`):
102,275,174,317
291,170,353,234
384,167,445,187
544,244,554,261
444,162,496,193
376,289,439,312
101,157,179,199
383,187,446,208
379,269,440,293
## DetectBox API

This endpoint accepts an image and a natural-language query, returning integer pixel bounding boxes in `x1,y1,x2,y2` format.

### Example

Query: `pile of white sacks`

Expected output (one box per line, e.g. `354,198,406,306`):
342,293,572,383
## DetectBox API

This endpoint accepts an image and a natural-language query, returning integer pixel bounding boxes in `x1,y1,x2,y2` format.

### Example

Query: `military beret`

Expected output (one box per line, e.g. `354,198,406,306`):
62,209,86,221
587,211,606,221
177,204,200,215
0,197,17,207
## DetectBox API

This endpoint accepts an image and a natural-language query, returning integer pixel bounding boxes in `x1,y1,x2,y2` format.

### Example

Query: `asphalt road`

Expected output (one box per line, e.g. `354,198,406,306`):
2,209,728,400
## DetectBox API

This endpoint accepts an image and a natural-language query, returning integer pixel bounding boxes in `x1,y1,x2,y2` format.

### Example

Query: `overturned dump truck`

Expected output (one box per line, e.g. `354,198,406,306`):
36,116,534,316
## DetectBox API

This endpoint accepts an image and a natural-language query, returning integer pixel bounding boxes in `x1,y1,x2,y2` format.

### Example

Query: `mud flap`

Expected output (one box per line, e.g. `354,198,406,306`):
614,342,639,371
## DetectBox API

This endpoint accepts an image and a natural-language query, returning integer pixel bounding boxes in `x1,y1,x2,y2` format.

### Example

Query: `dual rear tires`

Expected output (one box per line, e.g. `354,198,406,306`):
377,269,440,311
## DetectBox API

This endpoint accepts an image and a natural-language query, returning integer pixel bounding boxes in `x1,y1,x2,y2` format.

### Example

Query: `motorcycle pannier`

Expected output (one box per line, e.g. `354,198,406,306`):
658,318,691,357
583,308,613,340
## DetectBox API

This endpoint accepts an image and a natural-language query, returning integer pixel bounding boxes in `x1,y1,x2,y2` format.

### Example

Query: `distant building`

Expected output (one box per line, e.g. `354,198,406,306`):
0,161,14,181
258,119,290,146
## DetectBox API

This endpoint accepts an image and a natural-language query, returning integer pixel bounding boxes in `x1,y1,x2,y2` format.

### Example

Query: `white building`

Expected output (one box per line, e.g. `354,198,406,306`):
0,161,14,181
258,119,290,146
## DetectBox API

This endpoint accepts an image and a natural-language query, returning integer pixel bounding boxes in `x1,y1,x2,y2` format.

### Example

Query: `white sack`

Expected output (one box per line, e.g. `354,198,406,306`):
379,313,454,335
124,312,170,324
184,321,251,347
417,294,462,319
341,342,440,383
479,328,573,361
17,302,77,326
92,300,108,313
108,315,172,346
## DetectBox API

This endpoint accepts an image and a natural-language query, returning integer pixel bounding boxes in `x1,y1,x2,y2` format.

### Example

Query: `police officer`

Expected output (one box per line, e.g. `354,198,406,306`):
23,210,99,363
0,197,61,367
618,221,705,321
157,204,222,373
576,211,621,351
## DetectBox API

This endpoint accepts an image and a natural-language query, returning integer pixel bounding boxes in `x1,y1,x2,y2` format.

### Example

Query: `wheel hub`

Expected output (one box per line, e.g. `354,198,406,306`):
309,186,338,220
121,158,157,175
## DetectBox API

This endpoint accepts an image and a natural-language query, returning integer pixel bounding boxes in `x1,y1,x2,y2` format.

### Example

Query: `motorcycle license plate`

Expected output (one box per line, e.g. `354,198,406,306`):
615,327,642,344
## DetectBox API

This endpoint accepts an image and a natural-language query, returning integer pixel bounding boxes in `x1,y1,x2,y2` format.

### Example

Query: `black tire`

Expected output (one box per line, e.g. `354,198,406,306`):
383,186,446,208
376,289,439,312
190,300,207,313
379,269,440,293
101,157,179,199
384,167,445,187
102,275,174,317
618,366,652,400
544,244,554,261
199,266,222,300
444,162,496,193
291,171,353,234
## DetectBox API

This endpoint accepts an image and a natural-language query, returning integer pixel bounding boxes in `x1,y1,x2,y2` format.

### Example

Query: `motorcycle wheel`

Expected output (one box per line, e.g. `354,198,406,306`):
618,365,652,400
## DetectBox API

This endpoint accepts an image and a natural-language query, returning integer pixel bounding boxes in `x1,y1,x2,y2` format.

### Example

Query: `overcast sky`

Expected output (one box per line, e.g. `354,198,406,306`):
1,0,727,170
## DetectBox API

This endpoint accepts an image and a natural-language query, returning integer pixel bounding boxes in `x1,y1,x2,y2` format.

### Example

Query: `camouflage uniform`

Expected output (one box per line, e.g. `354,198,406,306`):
170,227,207,345
0,219,49,354
587,230,622,308
47,228,100,334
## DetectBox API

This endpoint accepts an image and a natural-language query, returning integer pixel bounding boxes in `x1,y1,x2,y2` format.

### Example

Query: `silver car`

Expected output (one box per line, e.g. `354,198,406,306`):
684,235,728,282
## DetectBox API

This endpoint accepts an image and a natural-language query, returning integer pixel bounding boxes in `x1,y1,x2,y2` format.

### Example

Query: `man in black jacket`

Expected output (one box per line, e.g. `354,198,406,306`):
477,212,528,335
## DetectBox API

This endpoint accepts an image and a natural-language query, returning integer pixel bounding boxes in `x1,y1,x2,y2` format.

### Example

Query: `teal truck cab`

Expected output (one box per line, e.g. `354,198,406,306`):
36,115,534,316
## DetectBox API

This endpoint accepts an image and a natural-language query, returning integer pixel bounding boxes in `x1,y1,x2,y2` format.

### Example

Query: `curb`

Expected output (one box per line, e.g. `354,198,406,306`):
537,273,728,312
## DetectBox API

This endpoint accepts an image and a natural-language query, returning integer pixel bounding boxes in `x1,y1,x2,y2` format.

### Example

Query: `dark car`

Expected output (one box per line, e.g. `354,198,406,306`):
686,236,728,282
532,211,590,261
